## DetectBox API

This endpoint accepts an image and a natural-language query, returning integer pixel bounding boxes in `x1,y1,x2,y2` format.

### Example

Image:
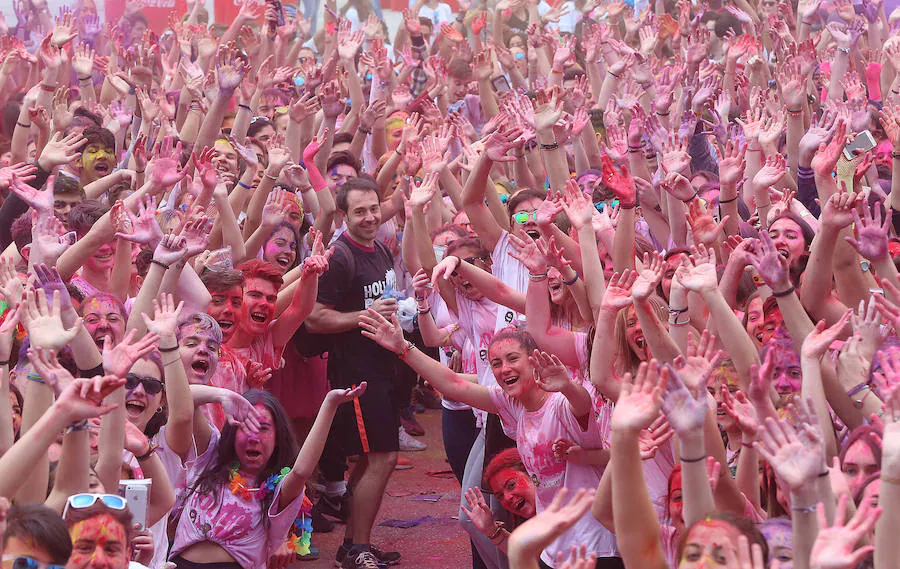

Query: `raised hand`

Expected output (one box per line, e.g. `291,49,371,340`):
50,374,125,423
530,350,575,393
846,201,892,261
507,488,594,562
601,154,636,208
809,495,880,569
754,410,825,490
632,252,664,300
687,198,728,246
191,146,219,191
675,244,718,293
611,360,668,432
147,136,188,189
0,257,24,310
179,214,213,258
140,294,184,339
116,195,163,248
102,328,160,378
21,288,82,351
673,330,724,392
359,309,406,353
461,487,497,536
661,365,709,437
215,41,250,91
37,131,87,171
601,271,637,312
801,311,852,360
507,231,546,274
721,388,759,439
745,233,790,292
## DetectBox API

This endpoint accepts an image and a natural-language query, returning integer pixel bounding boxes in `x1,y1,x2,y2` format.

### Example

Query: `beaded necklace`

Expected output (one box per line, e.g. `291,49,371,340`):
227,463,314,555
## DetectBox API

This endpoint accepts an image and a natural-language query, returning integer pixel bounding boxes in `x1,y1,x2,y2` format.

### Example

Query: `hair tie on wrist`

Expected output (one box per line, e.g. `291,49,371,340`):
771,285,795,298
150,259,170,270
681,454,706,463
718,195,738,204
237,180,252,190
158,344,180,352
563,271,579,286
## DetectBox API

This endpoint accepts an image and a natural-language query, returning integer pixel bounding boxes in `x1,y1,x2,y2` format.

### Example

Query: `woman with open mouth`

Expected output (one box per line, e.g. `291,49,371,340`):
359,312,621,568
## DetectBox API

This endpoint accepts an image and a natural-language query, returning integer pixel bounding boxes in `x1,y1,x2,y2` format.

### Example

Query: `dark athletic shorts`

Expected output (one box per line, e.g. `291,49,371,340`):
331,378,400,454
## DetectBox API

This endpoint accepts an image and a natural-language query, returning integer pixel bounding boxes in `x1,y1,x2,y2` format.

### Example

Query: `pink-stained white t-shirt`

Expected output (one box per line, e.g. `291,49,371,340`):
169,428,305,569
205,345,251,428
488,388,618,565
228,326,285,372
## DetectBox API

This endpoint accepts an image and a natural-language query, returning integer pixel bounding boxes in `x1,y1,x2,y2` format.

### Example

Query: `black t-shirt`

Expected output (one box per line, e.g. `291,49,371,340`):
316,232,399,386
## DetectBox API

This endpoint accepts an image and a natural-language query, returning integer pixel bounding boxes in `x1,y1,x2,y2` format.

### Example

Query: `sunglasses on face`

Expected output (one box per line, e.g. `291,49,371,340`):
594,200,620,213
125,373,165,395
513,210,538,224
2,556,66,569
62,493,127,520
452,256,489,276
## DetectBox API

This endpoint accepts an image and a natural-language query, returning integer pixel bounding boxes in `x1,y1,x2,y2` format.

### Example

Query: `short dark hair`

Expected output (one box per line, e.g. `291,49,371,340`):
81,125,115,153
66,200,109,235
333,132,354,146
326,150,361,175
200,267,245,292
3,503,73,565
247,117,275,138
335,175,380,212
238,259,284,289
72,107,102,128
53,175,85,198
448,58,472,81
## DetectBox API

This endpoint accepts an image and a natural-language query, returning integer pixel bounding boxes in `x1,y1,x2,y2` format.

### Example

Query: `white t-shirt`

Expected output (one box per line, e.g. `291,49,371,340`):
488,388,619,565
416,2,454,28
491,231,529,326
431,292,475,412
455,293,500,427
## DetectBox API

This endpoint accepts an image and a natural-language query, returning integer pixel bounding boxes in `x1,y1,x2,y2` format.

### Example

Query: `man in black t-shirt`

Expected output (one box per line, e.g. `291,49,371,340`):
306,176,401,569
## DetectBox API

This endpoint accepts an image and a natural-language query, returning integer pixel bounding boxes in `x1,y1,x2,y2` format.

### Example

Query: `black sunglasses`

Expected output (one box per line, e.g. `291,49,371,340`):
452,256,489,276
125,373,165,395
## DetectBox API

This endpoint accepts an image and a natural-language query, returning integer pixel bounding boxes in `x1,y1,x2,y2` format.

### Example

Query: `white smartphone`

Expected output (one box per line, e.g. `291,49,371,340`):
119,479,152,530
843,130,877,161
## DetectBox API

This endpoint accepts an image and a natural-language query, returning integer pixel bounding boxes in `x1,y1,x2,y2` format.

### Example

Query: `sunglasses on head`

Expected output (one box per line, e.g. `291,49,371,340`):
1,556,66,569
62,493,127,521
513,210,538,224
125,373,165,395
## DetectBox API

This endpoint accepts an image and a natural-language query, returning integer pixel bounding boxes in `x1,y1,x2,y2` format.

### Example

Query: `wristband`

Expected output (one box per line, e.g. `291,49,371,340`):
0,360,8,367
791,502,819,514
78,75,92,82
16,122,30,128
786,107,803,115
65,419,89,434
668,306,689,315
396,340,415,360
562,271,579,286
135,169,145,174
669,317,690,327
530,272,549,281
656,111,670,116
150,259,170,270
237,180,252,190
837,46,851,54
740,440,755,448
818,470,830,478
718,194,738,204
488,521,505,540
26,372,45,384
892,152,900,159
135,444,160,462
607,70,620,78
540,141,559,150
265,173,279,182
771,285,795,298
238,103,252,111
847,382,871,397
358,126,371,134
40,83,55,92
158,344,180,353
417,307,431,314
882,474,900,485
680,454,706,463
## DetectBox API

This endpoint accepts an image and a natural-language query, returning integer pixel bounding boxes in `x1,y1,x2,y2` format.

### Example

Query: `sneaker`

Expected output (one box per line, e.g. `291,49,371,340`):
394,456,414,470
337,545,400,568
398,427,427,451
370,545,401,565
341,550,381,569
401,413,425,436
317,492,349,523
311,503,336,532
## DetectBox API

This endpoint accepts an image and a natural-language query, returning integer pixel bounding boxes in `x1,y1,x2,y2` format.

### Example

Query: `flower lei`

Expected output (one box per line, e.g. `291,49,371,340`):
227,464,314,556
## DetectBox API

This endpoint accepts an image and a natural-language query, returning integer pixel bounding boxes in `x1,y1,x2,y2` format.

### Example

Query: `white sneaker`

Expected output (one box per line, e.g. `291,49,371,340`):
398,426,427,451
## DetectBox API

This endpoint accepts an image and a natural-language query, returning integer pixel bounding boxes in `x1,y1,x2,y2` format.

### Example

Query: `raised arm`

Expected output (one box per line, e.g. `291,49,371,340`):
359,309,497,413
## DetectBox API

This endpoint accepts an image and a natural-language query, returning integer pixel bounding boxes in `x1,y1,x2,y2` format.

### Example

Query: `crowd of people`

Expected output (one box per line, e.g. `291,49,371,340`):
1,0,900,568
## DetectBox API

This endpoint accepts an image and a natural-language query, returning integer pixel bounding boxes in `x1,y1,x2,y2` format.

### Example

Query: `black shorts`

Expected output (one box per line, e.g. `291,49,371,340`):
331,378,400,454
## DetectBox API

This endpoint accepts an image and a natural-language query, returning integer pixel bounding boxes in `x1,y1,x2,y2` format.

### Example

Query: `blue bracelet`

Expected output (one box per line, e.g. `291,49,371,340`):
563,272,579,286
26,372,45,384
237,180,252,190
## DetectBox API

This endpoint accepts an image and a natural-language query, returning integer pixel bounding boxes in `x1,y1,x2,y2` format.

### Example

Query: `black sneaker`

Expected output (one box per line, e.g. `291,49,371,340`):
370,545,401,565
341,551,381,569
336,544,399,568
317,493,349,523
